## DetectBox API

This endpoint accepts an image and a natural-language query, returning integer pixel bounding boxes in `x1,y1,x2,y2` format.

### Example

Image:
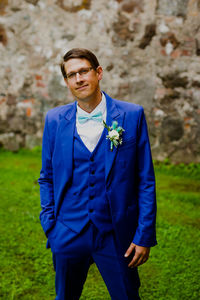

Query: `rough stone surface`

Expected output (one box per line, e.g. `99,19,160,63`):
139,24,156,49
161,117,184,142
0,0,200,163
157,0,189,17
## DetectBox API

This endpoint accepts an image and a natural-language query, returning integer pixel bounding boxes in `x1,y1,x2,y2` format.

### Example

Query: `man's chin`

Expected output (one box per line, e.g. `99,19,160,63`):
74,91,92,101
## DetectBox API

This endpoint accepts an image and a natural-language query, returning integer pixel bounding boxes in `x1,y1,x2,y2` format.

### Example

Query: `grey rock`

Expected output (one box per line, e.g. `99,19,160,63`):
48,75,69,103
160,117,184,143
157,0,189,17
25,134,42,149
0,133,22,151
129,78,156,110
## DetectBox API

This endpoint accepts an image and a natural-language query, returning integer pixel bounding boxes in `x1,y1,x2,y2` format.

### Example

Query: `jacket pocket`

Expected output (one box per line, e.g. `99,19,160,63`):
47,224,57,239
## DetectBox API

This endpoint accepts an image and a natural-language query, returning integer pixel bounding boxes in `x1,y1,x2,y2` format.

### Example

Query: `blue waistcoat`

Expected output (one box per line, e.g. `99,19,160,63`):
58,127,113,234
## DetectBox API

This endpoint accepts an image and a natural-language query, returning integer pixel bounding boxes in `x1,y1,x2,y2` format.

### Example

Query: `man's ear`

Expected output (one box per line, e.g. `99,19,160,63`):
96,66,103,81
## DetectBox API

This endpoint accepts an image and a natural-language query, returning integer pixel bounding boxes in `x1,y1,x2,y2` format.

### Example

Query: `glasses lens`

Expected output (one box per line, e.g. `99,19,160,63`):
66,67,93,80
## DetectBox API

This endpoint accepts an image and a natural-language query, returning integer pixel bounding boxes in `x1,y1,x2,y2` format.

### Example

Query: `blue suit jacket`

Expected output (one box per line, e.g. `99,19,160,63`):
38,92,157,252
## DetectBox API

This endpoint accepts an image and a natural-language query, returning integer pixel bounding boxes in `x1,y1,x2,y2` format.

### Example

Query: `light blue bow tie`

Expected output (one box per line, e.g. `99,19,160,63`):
78,111,103,124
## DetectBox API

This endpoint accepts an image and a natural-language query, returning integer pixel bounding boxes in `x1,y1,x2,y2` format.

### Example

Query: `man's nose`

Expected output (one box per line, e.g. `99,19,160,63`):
75,72,83,82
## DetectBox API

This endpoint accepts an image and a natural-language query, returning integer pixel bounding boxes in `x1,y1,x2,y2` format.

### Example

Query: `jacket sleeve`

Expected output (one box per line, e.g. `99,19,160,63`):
132,107,157,247
38,113,56,236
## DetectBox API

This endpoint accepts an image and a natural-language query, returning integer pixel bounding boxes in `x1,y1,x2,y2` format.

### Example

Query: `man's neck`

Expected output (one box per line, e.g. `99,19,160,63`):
77,91,102,113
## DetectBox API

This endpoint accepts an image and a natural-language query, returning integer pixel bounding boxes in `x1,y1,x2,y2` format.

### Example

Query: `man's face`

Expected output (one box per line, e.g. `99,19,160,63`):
64,58,103,102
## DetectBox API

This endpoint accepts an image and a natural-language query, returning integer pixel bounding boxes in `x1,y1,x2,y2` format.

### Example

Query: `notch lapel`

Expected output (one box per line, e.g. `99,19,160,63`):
104,93,125,183
58,102,76,182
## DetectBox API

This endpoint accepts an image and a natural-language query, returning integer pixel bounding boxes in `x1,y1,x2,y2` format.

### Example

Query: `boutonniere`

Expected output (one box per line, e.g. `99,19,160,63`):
103,120,125,151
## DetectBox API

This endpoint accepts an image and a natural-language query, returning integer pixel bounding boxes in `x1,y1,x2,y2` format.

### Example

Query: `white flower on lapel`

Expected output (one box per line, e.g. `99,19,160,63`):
108,130,119,140
103,120,124,151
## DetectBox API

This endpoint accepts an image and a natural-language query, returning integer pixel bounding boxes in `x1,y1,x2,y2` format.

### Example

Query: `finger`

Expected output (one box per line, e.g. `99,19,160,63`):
133,255,147,268
134,255,144,267
140,256,149,266
128,252,141,268
124,243,135,258
131,253,149,268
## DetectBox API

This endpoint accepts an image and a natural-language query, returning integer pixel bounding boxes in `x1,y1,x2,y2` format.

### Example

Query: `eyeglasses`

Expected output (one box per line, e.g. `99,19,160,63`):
66,67,93,80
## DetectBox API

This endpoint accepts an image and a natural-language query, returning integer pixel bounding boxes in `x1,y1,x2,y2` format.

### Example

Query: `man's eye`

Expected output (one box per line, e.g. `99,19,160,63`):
68,73,76,79
79,69,88,75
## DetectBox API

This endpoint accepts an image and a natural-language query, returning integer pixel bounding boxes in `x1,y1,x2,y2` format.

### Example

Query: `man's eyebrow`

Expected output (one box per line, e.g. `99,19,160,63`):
68,67,87,73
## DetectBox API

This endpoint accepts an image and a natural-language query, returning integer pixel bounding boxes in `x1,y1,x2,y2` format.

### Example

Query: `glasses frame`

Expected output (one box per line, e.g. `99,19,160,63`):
66,67,93,80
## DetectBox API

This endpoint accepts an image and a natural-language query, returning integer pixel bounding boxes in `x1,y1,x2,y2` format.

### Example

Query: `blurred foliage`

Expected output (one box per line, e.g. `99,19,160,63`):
154,158,200,180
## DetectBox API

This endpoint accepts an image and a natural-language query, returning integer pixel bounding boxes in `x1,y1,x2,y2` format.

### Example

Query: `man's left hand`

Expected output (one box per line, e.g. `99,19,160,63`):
124,243,150,268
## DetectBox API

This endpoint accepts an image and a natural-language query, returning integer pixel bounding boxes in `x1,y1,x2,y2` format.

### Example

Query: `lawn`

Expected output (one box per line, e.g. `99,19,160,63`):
0,149,199,299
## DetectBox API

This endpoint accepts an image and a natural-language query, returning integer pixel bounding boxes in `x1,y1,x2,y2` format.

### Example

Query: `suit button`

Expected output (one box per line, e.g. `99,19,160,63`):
91,170,95,175
89,209,94,213
89,195,94,200
90,157,94,162
90,183,94,187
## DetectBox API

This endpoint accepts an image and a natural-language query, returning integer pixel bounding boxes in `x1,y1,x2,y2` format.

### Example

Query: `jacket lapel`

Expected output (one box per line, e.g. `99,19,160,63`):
59,102,76,182
104,93,125,183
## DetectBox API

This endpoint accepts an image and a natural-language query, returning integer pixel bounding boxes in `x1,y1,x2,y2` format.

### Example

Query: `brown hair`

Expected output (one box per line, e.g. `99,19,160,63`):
60,48,100,78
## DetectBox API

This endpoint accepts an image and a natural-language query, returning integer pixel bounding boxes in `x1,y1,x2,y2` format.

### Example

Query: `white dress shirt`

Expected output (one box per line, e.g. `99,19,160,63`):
76,93,107,152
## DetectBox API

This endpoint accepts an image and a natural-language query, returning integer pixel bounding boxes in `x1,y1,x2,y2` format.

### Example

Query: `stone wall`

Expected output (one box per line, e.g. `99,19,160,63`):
0,0,200,162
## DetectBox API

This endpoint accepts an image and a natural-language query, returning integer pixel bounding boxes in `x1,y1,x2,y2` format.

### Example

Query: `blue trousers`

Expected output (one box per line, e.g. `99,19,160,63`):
52,222,140,300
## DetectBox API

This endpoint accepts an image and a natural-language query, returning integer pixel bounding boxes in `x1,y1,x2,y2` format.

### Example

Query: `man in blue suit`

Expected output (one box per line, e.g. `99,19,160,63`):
38,48,157,300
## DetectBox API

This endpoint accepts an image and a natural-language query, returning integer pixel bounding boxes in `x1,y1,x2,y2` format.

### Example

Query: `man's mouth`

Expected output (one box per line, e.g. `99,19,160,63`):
76,85,88,90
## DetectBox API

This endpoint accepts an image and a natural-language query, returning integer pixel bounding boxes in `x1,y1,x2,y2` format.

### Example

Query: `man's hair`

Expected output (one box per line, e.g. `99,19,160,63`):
60,48,100,78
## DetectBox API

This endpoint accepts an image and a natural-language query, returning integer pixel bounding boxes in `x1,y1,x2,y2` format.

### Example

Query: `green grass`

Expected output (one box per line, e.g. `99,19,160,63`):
0,149,199,299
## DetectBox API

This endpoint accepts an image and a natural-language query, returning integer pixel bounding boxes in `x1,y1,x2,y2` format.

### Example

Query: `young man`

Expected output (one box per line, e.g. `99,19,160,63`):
39,48,157,300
